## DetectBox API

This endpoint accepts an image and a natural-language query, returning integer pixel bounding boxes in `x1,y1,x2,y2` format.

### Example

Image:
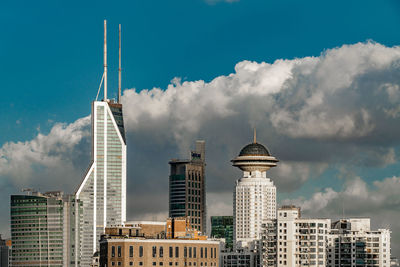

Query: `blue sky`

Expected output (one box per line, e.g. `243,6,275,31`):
2,0,400,256
1,0,400,145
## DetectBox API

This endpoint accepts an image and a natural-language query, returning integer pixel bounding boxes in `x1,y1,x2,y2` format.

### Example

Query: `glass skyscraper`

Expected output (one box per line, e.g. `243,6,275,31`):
75,100,126,266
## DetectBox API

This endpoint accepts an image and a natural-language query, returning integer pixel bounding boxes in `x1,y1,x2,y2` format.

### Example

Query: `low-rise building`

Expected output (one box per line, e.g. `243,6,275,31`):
220,248,258,267
100,238,219,267
100,218,219,267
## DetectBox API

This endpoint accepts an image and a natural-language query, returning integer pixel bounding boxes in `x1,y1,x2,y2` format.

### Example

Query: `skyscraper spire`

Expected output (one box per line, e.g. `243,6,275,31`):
104,20,108,101
253,127,257,143
118,24,122,103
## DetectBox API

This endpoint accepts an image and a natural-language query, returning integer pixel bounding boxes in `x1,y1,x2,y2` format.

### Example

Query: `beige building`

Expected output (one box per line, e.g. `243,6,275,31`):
100,218,219,266
100,239,219,267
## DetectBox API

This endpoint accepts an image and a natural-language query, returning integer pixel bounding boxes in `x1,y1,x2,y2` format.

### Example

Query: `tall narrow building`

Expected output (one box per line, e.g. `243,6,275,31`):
75,21,127,266
169,140,206,233
231,131,278,248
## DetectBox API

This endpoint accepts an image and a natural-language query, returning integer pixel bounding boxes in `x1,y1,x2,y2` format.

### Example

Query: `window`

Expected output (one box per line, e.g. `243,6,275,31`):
130,246,134,257
205,248,207,258
194,247,197,258
211,247,213,258
160,246,164,257
201,248,203,258
139,246,144,257
112,246,115,257
169,246,173,257
175,246,179,257
118,246,121,257
153,246,157,257
184,247,187,257
189,247,192,258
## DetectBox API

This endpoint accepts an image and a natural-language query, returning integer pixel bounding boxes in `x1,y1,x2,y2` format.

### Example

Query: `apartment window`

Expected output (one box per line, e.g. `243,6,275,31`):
160,246,164,257
194,247,197,258
153,246,157,257
139,246,143,257
175,246,179,257
169,246,173,257
201,248,203,258
214,248,216,258
189,247,192,258
211,247,213,258
112,246,115,257
118,246,121,257
205,248,207,258
130,246,134,257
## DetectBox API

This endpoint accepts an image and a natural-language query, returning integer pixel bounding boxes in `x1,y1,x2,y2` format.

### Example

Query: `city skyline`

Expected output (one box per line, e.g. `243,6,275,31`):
1,0,400,259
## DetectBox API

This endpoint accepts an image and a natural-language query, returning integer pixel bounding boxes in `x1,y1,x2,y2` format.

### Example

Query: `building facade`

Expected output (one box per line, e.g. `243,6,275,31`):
169,140,206,233
231,134,278,248
220,249,259,267
211,216,234,249
273,206,331,267
10,191,77,267
99,218,219,267
100,238,219,267
75,99,126,266
327,219,391,267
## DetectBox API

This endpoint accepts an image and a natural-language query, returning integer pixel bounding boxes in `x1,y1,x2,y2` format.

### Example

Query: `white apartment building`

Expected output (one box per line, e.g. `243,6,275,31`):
275,206,331,267
327,219,391,267
231,132,279,248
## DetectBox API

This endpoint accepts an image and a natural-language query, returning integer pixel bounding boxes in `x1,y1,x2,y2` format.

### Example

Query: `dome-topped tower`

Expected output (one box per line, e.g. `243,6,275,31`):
232,129,278,173
232,129,278,249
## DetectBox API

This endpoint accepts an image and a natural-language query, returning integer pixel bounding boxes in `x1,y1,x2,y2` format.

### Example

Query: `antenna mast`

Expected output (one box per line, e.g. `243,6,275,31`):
104,20,108,101
118,24,122,103
253,128,257,143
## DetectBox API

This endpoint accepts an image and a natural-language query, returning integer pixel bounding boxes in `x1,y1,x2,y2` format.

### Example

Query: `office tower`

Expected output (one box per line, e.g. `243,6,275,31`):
211,216,234,249
0,235,9,267
75,21,127,266
327,219,391,267
273,206,331,267
10,191,77,267
169,140,206,233
231,131,278,248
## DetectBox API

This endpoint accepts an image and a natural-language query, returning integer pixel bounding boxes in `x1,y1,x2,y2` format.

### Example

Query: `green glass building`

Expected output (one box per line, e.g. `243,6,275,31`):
210,216,233,249
10,191,78,267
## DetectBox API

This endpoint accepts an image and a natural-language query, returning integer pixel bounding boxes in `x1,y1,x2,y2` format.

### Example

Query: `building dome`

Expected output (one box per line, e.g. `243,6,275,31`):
232,130,278,173
239,143,270,157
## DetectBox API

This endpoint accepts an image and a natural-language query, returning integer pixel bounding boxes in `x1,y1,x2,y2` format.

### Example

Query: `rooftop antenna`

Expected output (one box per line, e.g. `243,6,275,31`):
118,24,122,103
253,128,257,143
104,20,108,101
